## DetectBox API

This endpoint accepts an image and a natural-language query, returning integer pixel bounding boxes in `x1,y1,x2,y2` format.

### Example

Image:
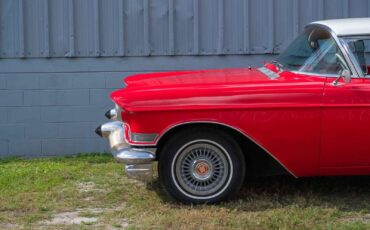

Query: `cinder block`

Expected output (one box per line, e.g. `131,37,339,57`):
0,90,23,106
25,123,59,139
8,107,41,123
0,77,6,89
9,140,42,157
42,138,108,156
58,122,91,138
3,74,39,89
0,140,9,156
24,90,56,106
0,108,7,123
56,90,89,106
0,124,25,139
41,106,105,122
89,89,114,105
39,73,105,89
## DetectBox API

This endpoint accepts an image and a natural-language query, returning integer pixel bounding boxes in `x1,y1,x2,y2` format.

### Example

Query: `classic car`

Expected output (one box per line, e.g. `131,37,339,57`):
96,18,370,203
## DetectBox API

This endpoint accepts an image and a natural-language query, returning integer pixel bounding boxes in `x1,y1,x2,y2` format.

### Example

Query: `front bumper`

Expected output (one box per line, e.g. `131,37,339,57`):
95,120,156,182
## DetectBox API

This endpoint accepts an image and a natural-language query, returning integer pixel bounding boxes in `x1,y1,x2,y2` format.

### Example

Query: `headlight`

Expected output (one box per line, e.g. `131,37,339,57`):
105,104,122,121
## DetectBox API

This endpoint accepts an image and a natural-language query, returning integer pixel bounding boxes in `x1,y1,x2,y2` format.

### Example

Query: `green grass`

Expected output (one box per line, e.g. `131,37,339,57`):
0,154,370,229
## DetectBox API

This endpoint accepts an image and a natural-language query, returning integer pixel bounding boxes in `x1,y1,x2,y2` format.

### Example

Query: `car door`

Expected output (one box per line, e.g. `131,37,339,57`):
321,76,370,175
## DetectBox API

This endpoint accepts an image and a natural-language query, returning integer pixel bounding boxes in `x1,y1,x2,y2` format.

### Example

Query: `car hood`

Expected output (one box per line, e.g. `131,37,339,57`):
111,68,325,111
122,68,268,89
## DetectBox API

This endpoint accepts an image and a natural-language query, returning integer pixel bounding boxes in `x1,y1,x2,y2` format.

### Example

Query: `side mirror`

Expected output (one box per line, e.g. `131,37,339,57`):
332,69,351,86
342,69,351,83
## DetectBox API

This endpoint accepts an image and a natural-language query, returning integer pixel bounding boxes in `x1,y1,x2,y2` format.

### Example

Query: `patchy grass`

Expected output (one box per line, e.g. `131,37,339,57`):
0,154,370,229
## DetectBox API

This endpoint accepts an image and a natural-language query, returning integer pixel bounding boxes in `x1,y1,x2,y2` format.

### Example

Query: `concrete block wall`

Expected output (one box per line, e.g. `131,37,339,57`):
0,55,269,157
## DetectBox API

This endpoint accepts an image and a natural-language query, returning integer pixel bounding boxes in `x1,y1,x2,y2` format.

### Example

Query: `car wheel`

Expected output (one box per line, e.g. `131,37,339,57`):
158,128,245,204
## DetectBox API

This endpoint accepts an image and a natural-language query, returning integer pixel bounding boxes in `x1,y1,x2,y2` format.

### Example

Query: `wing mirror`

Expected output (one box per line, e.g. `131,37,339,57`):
332,69,351,86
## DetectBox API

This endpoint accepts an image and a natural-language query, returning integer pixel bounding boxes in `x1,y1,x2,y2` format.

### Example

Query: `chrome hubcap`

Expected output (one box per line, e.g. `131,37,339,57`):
192,159,213,180
174,141,230,197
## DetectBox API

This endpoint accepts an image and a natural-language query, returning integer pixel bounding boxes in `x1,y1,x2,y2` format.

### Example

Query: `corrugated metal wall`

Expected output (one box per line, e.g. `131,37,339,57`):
1,0,370,59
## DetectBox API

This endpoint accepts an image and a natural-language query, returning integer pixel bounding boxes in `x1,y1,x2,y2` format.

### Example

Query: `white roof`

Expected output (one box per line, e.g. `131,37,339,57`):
309,18,370,36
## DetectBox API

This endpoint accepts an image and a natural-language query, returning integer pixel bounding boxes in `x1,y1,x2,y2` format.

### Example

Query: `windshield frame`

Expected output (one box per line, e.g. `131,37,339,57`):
275,24,363,78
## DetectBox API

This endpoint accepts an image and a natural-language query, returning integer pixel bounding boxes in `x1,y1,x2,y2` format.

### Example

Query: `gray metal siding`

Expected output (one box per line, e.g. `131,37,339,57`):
1,0,370,58
0,1,370,157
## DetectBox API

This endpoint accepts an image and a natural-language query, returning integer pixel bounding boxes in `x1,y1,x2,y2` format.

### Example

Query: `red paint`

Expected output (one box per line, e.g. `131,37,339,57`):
110,65,370,177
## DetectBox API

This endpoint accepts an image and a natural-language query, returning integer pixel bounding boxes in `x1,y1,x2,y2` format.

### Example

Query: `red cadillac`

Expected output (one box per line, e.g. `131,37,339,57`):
96,18,370,203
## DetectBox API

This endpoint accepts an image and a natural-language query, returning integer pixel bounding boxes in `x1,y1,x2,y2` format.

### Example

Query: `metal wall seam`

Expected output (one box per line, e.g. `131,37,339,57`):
342,0,349,18
193,0,199,55
292,0,299,38
43,0,50,57
243,0,250,54
18,0,25,57
143,0,150,56
217,0,224,54
318,0,324,20
168,0,175,55
94,0,100,56
68,0,75,57
118,0,125,56
268,0,274,53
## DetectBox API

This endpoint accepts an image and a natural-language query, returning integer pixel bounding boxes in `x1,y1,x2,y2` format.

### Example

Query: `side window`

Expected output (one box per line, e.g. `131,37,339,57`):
345,39,370,75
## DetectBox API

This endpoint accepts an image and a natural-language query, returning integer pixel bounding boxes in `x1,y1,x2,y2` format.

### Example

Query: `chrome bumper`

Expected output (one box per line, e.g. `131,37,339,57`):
95,120,155,182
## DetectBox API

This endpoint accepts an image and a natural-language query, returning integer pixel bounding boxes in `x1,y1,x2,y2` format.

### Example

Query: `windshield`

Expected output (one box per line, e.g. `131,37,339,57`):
276,27,348,75
342,37,370,76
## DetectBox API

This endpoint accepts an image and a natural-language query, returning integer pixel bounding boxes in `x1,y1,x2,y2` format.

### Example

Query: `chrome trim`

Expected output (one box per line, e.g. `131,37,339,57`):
105,108,118,120
125,164,153,182
291,70,348,79
306,24,363,78
113,148,155,164
99,121,128,150
115,104,122,121
258,67,279,79
156,121,298,178
96,120,156,182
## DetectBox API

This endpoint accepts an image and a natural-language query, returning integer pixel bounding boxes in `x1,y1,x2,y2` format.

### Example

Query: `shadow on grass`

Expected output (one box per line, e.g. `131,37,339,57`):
148,175,370,212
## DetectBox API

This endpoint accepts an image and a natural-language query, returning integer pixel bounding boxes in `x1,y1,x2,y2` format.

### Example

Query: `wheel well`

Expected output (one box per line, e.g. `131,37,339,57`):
156,123,292,178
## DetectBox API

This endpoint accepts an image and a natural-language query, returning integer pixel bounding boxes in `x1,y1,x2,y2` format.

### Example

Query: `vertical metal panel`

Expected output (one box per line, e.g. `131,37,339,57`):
93,0,100,56
268,0,274,53
0,0,18,57
124,0,144,56
193,0,199,54
18,0,25,57
143,0,150,55
243,0,250,53
224,0,244,54
1,0,370,58
43,0,50,57
249,0,270,53
118,0,125,56
217,0,224,54
68,0,75,57
292,0,299,37
173,0,193,55
199,0,218,54
99,0,120,57
168,0,175,55
342,0,349,18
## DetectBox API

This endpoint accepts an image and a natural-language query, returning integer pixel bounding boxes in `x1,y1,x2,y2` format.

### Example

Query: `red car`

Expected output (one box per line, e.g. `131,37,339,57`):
96,18,370,203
